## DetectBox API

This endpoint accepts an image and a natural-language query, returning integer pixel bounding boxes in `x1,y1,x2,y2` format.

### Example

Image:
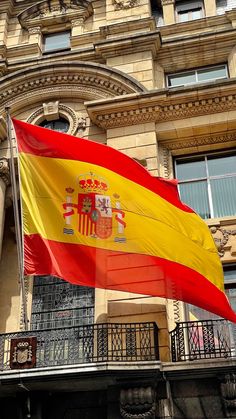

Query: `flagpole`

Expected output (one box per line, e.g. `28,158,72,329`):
5,107,29,331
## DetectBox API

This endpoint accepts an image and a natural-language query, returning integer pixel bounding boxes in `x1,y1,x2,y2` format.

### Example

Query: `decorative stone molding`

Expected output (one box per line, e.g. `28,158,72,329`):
43,100,59,121
77,115,87,131
71,18,84,27
27,103,81,136
0,62,145,114
158,145,173,178
87,82,236,129
28,26,41,35
18,0,93,30
113,0,138,10
120,387,156,419
221,374,236,418
159,132,236,152
0,158,10,186
210,225,236,258
161,0,175,5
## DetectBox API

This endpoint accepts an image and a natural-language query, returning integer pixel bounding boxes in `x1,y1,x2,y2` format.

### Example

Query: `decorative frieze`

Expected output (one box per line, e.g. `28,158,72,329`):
113,0,139,10
93,94,236,129
159,132,236,152
120,387,156,419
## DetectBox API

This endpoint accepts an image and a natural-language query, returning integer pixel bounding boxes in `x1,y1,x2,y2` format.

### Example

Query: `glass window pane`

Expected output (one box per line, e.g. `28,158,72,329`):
208,154,236,176
224,268,236,283
192,8,202,19
197,65,227,81
176,158,206,180
210,177,236,217
44,32,70,52
178,11,189,22
178,181,210,218
168,71,196,87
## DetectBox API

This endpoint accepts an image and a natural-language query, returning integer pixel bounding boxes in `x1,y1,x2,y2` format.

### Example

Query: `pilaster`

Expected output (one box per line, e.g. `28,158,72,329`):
161,0,175,25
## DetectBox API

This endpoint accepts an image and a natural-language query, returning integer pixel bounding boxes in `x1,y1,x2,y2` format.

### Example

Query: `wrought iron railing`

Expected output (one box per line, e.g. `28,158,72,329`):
0,322,159,371
170,319,232,362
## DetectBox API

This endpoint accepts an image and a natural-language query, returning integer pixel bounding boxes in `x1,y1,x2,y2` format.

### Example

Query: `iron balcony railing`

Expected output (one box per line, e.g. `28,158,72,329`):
170,319,232,362
0,322,159,371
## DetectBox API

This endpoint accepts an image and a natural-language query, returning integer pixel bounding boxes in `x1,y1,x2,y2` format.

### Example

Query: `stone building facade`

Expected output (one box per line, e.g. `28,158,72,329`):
0,0,236,418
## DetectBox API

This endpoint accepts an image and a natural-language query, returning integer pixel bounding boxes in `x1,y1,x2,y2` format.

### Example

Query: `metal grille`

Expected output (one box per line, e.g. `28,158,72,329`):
31,276,95,330
170,319,232,361
0,323,159,370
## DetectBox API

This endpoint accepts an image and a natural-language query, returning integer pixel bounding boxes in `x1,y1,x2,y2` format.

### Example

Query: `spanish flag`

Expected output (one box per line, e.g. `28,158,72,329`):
13,119,236,322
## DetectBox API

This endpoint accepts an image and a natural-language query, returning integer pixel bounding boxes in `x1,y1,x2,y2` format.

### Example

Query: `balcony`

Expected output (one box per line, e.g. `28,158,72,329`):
0,322,159,371
170,319,233,362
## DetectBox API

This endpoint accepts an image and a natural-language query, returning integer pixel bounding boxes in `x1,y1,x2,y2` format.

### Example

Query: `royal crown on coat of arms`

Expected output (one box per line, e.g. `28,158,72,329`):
78,173,108,194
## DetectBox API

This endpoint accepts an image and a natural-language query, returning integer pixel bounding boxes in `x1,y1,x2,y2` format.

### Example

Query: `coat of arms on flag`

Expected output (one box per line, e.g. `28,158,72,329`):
62,172,126,241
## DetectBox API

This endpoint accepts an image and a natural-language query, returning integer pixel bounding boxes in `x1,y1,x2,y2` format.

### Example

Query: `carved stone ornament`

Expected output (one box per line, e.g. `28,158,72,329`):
10,337,37,369
120,387,156,419
161,0,175,5
113,0,138,10
18,0,93,30
221,374,236,418
0,158,10,186
27,103,85,136
210,226,236,258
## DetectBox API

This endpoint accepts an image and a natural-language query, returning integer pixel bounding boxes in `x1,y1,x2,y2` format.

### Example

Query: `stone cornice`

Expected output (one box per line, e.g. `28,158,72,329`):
158,29,236,72
95,32,161,59
86,78,236,129
18,0,93,30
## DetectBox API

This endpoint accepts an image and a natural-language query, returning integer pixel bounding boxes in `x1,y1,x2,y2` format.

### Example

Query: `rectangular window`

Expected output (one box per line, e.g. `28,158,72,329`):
176,0,204,22
175,151,236,219
43,31,70,53
167,64,228,88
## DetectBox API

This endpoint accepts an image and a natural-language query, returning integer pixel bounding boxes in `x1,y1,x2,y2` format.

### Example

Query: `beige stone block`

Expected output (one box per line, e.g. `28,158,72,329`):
133,60,152,72
108,135,136,149
114,63,135,74
163,3,175,25
204,0,216,17
123,144,157,159
147,157,158,170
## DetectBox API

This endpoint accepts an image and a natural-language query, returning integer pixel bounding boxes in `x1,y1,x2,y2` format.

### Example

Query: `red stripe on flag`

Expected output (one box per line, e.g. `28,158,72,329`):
13,119,192,213
24,234,236,323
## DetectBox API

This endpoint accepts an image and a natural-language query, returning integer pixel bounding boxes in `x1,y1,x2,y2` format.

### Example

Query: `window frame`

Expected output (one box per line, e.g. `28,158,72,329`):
174,150,236,219
167,64,228,88
175,0,204,23
43,31,71,54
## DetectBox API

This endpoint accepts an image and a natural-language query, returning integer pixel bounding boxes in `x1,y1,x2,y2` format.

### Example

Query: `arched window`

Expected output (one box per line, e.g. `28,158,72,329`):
39,117,69,133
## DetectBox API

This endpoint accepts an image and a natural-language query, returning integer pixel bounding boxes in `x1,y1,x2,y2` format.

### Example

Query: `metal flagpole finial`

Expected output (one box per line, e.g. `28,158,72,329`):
5,108,29,331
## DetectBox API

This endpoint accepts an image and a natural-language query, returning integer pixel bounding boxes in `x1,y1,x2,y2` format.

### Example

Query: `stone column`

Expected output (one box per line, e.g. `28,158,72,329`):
0,158,10,259
161,0,175,25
